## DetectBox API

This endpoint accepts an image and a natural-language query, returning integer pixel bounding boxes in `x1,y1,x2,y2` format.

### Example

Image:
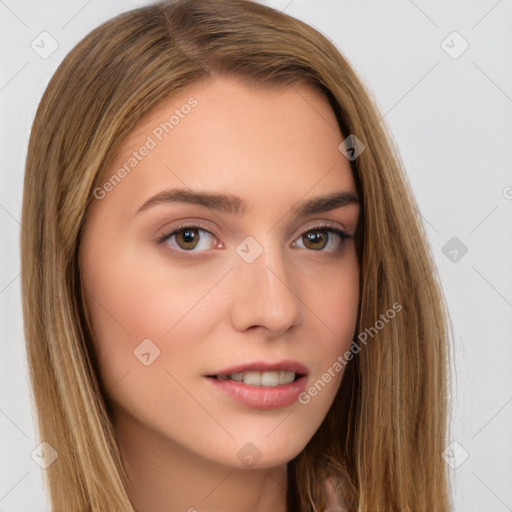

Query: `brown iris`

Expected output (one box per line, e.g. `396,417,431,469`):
302,230,329,250
175,228,200,250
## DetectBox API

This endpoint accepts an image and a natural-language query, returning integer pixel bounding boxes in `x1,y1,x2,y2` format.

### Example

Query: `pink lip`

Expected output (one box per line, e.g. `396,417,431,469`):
206,375,307,410
204,360,309,410
209,359,309,377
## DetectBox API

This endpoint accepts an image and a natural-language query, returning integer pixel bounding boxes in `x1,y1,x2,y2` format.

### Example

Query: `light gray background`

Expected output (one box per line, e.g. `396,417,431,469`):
1,1,511,510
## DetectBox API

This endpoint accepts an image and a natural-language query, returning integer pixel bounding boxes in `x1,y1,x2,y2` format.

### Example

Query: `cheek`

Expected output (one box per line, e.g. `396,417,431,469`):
81,257,226,444
308,252,360,344
300,253,359,393
324,269,359,331
81,250,220,390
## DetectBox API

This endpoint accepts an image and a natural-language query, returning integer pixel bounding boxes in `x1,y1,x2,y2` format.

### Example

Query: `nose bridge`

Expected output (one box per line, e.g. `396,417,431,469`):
230,235,302,334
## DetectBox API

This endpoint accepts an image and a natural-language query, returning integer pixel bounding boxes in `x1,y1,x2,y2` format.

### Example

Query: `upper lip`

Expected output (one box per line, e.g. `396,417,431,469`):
207,360,309,377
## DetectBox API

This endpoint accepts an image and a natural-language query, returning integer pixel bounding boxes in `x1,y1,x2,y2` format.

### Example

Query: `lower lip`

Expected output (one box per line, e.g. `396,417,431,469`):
206,376,307,410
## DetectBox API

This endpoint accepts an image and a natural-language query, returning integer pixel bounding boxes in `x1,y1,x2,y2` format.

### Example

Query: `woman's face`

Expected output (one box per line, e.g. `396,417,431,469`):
80,75,360,470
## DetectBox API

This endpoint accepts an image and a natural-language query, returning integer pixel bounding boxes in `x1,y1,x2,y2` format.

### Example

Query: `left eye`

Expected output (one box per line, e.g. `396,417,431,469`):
293,228,349,251
162,227,217,251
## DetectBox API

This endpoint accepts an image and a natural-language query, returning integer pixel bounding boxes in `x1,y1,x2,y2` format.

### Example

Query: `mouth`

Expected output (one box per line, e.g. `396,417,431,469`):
205,360,309,388
204,361,309,410
207,370,304,387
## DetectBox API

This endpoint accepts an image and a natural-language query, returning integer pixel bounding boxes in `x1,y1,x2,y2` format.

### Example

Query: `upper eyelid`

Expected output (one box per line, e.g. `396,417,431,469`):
156,221,214,239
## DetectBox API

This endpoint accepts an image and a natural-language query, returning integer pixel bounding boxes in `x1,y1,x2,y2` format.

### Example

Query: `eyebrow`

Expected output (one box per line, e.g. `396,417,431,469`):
136,188,359,216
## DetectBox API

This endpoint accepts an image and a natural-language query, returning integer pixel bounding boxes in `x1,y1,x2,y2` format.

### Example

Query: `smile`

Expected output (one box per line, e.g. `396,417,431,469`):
205,360,309,409
215,370,297,386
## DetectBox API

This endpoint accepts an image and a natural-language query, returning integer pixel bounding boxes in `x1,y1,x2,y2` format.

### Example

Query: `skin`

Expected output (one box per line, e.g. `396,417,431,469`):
80,75,359,512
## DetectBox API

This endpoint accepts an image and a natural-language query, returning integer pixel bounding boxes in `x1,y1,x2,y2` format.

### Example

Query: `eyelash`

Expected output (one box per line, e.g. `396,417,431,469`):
156,223,351,256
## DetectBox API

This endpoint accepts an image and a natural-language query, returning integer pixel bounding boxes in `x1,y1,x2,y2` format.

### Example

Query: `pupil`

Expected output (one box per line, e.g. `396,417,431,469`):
183,230,195,242
305,230,327,250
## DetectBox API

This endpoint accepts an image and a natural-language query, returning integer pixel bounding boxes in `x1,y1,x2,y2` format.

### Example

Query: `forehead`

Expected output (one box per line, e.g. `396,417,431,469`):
97,75,355,215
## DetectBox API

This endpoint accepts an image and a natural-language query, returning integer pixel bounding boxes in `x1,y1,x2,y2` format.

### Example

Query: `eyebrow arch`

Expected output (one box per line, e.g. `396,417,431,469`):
136,188,245,215
291,190,359,216
136,188,359,216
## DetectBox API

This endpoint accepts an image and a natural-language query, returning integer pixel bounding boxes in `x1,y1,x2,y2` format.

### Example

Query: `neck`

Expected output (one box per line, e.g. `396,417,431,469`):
113,407,288,512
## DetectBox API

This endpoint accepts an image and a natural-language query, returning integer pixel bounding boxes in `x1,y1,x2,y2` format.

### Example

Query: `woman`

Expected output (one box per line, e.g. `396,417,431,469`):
20,0,452,510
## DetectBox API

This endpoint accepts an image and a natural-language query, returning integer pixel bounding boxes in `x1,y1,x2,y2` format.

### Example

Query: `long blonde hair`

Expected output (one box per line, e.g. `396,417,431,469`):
20,1,452,510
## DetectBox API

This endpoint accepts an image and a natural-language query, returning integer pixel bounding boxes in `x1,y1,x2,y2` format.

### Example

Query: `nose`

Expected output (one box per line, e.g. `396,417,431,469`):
230,241,303,336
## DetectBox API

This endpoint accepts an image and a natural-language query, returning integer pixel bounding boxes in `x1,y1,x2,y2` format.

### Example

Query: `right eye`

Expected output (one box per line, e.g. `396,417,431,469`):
159,225,219,252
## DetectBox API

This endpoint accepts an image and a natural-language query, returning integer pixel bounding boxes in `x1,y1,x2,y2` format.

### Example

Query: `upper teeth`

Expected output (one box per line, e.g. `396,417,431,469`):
218,370,296,386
